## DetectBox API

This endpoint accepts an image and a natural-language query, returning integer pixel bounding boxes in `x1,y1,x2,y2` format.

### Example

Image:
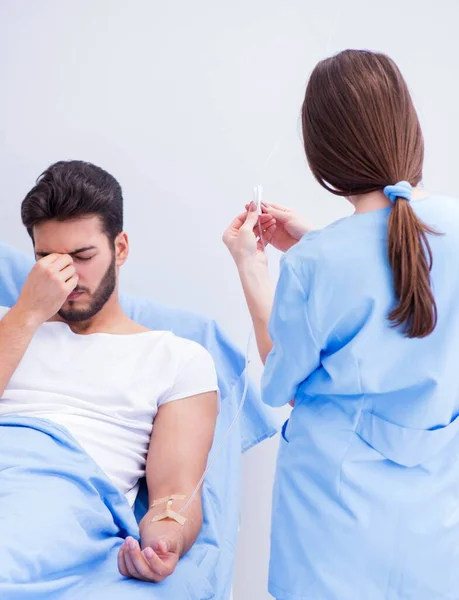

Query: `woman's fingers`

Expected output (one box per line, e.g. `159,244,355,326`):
258,222,277,245
229,212,248,232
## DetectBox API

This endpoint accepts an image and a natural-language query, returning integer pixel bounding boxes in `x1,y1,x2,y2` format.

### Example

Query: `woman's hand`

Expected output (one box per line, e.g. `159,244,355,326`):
223,203,276,363
222,202,276,269
244,202,312,252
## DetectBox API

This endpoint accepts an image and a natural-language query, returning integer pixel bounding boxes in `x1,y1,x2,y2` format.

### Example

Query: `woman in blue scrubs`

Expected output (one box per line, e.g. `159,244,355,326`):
223,49,459,599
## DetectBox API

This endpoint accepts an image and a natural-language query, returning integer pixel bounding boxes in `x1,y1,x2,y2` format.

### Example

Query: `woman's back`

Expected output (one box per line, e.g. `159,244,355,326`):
296,195,459,426
264,195,459,599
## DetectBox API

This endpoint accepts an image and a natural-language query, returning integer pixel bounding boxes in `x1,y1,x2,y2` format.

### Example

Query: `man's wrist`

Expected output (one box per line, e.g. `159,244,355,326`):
140,513,186,556
6,304,43,333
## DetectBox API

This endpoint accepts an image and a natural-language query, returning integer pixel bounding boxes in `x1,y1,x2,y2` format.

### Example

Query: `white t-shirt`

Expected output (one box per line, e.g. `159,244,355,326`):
0,306,219,506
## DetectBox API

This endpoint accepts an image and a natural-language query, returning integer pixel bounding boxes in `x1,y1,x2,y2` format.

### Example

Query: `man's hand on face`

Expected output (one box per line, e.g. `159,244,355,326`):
118,518,184,583
16,254,78,326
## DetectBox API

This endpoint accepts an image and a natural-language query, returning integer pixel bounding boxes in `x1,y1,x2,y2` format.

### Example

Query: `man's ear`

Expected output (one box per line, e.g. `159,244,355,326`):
114,232,129,266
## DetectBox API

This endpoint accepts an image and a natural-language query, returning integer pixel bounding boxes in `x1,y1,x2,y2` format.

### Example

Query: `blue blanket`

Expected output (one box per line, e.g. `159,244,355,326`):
0,241,279,599
0,416,217,599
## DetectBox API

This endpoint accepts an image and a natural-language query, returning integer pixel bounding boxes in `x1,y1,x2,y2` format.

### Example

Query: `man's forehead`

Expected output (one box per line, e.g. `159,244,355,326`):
32,216,108,256
33,215,104,236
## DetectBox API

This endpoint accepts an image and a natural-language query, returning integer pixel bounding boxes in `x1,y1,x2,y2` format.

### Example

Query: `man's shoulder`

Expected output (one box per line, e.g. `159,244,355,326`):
133,327,211,360
161,331,211,358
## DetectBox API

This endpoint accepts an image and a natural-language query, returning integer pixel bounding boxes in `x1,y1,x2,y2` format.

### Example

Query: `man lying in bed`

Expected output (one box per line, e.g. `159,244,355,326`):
0,160,218,583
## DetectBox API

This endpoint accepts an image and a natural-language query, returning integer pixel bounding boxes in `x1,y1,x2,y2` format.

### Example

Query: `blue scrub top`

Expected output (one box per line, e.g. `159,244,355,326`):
263,195,459,600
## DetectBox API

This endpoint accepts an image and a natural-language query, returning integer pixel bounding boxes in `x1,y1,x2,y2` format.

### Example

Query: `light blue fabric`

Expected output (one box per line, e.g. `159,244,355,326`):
0,415,215,600
383,180,413,203
263,196,459,599
0,241,279,600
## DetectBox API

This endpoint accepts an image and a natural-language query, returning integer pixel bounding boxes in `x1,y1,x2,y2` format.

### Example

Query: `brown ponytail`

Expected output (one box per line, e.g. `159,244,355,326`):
302,49,438,338
388,199,437,337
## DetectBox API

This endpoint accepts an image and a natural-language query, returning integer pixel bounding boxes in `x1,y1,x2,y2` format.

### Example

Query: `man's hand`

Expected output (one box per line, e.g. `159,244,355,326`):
118,519,184,583
16,254,78,326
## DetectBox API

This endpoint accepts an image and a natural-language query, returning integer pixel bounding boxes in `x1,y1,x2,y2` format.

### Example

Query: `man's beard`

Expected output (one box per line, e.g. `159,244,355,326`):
58,255,116,323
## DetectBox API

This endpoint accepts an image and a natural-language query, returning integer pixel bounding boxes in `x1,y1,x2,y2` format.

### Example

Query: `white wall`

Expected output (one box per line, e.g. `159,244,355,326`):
1,1,458,598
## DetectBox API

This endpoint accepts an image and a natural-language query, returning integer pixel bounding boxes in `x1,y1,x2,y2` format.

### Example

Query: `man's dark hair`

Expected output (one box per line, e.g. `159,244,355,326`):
21,160,123,241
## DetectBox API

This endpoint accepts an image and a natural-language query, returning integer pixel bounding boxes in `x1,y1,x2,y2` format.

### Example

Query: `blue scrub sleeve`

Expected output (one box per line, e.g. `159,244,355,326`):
262,255,321,407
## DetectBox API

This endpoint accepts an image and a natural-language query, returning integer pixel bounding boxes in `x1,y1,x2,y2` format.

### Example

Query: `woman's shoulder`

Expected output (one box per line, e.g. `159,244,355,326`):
282,208,394,293
284,214,370,271
414,194,459,226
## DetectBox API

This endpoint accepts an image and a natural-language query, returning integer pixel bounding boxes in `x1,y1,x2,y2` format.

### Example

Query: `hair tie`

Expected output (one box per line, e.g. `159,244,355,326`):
383,181,412,204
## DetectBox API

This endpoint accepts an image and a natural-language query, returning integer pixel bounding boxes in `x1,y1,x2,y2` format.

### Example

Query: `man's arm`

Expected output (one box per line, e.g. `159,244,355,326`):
143,390,218,553
118,390,218,582
0,307,41,397
0,254,77,397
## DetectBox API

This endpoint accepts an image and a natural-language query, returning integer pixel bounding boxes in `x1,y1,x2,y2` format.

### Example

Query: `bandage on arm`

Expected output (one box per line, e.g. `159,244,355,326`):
142,390,218,555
